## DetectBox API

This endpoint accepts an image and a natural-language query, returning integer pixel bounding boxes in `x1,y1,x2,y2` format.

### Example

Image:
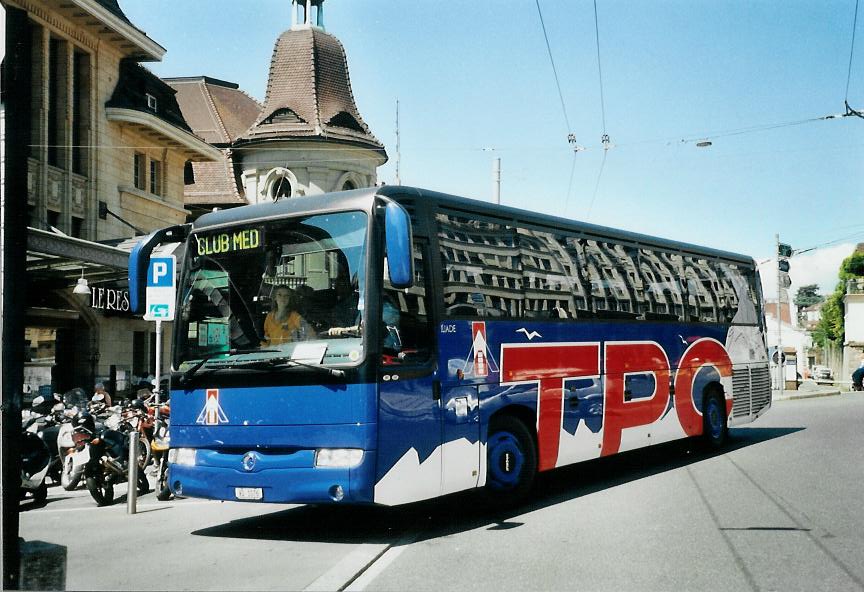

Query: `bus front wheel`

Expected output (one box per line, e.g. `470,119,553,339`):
484,416,537,508
703,391,728,449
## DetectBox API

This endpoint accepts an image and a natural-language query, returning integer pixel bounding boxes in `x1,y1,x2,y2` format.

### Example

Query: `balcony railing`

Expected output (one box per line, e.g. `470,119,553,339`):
847,280,864,295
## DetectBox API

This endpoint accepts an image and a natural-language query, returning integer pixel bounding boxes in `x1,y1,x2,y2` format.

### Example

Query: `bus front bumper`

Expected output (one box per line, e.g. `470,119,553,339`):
167,448,375,504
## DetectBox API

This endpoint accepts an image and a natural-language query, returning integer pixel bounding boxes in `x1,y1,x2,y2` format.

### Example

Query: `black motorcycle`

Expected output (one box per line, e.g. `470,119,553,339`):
73,412,150,506
23,394,66,484
20,430,51,504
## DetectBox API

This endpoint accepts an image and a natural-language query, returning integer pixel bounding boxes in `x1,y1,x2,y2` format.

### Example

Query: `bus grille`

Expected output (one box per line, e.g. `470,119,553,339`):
751,366,772,414
731,365,771,418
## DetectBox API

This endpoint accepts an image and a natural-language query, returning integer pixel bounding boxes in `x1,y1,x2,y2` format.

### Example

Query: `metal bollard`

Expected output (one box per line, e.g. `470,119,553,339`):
127,432,138,514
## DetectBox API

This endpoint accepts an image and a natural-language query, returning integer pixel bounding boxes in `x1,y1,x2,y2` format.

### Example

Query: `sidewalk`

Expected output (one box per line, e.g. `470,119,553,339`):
774,380,846,402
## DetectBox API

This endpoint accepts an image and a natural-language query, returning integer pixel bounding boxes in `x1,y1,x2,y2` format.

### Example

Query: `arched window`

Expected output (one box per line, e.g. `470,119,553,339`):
262,168,297,202
335,172,364,193
271,175,292,199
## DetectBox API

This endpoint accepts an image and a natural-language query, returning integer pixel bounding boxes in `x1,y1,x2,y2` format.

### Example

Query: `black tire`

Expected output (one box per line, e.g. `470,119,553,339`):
137,470,151,495
703,390,728,449
61,455,82,491
48,461,62,485
33,482,48,504
156,460,172,501
484,416,537,508
138,436,151,469
86,476,114,506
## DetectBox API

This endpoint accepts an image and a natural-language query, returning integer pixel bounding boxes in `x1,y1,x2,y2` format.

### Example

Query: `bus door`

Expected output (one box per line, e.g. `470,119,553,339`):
375,242,444,505
439,381,480,495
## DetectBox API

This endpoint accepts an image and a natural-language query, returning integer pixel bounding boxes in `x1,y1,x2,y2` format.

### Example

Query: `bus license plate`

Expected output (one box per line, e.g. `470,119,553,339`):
234,487,263,501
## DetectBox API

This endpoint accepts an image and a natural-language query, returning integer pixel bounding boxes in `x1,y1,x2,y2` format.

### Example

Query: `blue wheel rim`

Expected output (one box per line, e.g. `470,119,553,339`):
706,398,723,440
487,431,525,491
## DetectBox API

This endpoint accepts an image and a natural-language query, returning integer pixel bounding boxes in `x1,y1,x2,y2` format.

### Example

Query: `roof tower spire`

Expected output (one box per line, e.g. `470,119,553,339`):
291,0,324,31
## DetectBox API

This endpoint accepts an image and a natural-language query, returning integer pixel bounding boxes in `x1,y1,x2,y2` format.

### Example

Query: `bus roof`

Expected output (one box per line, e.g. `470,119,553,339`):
379,186,754,266
191,187,380,231
193,185,754,266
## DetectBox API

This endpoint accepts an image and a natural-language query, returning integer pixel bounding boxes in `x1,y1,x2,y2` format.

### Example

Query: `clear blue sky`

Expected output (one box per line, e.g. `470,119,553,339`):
123,0,863,296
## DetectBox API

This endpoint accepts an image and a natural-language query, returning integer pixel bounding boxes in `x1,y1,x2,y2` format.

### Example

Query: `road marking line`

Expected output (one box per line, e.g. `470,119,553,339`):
303,544,391,592
23,499,219,514
304,531,418,592
344,531,418,591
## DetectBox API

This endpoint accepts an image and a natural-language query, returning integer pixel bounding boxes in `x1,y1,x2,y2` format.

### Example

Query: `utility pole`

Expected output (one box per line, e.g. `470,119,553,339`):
775,235,793,394
776,233,783,394
2,7,31,587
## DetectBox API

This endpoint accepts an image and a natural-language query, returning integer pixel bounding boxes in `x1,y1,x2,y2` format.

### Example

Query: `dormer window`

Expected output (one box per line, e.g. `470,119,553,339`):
328,112,364,133
271,175,292,200
146,93,157,112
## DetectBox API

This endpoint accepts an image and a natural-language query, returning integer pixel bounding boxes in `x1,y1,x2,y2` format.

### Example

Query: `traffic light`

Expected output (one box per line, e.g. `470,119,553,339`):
778,259,790,273
778,243,792,258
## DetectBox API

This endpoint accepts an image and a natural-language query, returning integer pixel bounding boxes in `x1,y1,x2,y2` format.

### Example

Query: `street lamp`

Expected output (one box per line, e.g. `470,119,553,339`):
72,268,91,298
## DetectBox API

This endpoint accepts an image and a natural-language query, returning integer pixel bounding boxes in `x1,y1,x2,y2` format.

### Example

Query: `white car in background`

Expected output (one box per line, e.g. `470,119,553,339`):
812,366,833,380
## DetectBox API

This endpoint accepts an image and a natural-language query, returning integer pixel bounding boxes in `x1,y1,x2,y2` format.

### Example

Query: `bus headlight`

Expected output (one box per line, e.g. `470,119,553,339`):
168,448,197,466
315,448,363,468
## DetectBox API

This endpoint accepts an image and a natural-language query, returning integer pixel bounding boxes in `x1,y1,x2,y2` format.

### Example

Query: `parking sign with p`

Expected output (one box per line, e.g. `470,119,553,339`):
144,255,176,321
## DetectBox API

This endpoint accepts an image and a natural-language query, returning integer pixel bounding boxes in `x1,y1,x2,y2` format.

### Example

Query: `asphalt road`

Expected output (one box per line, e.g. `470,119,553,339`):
19,392,864,591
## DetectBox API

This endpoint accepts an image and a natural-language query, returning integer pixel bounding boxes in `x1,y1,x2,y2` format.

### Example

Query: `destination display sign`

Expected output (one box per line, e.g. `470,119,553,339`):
195,227,263,256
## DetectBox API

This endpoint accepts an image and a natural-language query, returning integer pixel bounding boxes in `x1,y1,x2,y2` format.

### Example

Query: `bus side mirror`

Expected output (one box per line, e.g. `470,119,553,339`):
128,224,189,314
385,202,413,289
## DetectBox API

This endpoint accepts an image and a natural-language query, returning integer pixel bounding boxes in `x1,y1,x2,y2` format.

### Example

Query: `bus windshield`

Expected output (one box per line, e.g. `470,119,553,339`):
175,211,368,372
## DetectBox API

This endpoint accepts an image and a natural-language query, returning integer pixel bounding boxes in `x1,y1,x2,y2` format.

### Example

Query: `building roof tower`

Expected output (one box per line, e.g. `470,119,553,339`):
236,0,386,158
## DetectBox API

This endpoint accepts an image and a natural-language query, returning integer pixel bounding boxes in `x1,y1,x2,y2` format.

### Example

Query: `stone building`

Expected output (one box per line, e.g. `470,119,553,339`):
5,0,219,396
167,0,387,215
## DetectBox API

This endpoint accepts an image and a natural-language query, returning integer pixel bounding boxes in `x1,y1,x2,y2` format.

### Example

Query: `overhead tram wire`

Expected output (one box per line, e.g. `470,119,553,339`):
593,0,608,139
756,230,864,265
585,0,611,220
845,0,862,118
535,0,573,137
535,0,583,214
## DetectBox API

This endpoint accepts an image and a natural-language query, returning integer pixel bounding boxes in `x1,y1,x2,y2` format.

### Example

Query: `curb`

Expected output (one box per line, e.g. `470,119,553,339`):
774,390,843,402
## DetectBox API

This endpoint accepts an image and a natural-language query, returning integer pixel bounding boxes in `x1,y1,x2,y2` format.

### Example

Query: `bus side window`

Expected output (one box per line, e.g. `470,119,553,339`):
382,244,431,365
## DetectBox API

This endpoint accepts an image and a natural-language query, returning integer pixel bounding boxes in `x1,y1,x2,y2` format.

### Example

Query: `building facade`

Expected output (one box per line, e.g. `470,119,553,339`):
167,0,387,216
6,0,219,398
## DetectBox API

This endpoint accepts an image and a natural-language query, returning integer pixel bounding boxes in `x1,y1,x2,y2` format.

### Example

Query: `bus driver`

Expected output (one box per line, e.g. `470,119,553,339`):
261,285,314,346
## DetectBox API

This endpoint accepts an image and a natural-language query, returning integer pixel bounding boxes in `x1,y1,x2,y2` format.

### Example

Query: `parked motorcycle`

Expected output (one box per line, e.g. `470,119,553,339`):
23,395,65,485
117,400,153,469
151,417,172,501
57,410,102,491
20,429,51,504
73,412,151,506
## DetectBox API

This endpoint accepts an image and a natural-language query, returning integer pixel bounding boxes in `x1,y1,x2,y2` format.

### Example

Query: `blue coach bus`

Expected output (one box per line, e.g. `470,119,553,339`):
129,186,770,506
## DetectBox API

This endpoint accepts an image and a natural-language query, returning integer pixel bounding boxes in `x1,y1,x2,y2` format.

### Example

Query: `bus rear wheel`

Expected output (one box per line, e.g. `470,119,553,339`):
703,391,728,449
484,416,537,508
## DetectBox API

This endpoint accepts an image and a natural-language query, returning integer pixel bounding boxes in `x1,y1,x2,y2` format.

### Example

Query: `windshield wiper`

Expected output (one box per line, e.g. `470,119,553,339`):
233,356,345,377
178,349,279,385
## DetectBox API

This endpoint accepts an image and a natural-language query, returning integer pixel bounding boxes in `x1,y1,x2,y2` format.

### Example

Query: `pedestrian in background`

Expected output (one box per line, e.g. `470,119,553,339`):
92,382,112,407
852,364,864,392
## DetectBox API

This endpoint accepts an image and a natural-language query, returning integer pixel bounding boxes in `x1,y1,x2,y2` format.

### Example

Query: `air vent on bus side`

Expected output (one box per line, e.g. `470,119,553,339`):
732,367,752,417
731,365,772,419
750,366,772,415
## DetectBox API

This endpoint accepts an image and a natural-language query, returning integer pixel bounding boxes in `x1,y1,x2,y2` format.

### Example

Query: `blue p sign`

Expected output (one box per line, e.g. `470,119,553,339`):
144,255,176,321
148,258,174,288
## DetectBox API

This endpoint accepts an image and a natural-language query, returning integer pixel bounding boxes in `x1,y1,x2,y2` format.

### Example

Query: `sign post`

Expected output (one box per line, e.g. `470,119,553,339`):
143,256,176,422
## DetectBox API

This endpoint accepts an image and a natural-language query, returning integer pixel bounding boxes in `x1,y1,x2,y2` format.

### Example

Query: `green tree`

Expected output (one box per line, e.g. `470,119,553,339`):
794,284,823,308
813,250,864,347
